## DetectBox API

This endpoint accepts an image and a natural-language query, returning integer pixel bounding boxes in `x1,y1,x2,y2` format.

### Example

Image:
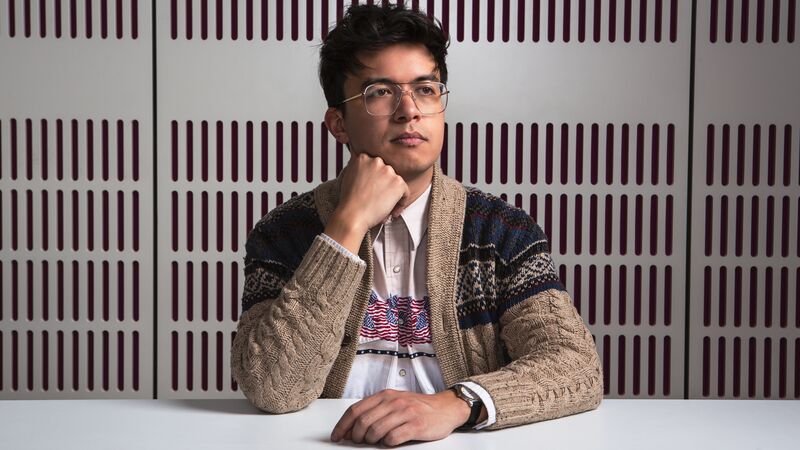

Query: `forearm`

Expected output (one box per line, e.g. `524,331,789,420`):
230,236,366,413
465,288,603,430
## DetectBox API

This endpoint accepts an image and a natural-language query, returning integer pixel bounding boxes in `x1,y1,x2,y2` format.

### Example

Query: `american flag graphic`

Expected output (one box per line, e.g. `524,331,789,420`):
361,292,432,346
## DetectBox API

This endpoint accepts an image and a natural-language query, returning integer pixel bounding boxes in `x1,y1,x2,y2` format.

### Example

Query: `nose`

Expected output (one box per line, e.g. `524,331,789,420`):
392,89,422,122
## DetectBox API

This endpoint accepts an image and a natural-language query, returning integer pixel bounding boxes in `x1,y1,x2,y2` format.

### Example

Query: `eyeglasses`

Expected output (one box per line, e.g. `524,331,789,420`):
337,81,450,116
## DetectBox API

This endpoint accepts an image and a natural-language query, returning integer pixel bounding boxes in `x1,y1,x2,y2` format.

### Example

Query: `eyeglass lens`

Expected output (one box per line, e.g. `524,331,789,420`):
363,82,448,116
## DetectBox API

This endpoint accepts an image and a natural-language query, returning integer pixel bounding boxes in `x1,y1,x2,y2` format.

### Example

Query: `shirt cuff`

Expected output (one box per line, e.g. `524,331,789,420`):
319,233,365,265
454,382,496,430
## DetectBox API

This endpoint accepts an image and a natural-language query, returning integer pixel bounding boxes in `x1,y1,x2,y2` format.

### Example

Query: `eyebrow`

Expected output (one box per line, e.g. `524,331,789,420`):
360,74,440,89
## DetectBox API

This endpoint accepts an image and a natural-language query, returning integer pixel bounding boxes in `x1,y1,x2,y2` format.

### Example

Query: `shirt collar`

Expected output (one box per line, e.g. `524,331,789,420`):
371,183,432,249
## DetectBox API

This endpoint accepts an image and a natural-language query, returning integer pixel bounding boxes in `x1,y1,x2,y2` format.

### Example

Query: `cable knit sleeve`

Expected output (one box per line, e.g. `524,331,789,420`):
464,220,603,429
229,197,366,414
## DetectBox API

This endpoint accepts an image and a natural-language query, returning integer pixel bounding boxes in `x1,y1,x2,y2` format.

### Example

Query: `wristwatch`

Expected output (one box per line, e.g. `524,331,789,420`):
450,385,483,430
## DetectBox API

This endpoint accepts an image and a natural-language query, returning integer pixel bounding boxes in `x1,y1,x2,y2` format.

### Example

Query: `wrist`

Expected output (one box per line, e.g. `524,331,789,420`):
324,208,368,255
438,389,471,428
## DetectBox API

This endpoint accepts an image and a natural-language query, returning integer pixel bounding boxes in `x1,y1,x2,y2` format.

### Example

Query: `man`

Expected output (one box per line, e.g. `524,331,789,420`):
230,3,602,447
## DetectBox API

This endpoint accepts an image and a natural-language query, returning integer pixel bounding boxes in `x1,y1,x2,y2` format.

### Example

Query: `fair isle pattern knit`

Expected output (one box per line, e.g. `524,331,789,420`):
231,166,603,430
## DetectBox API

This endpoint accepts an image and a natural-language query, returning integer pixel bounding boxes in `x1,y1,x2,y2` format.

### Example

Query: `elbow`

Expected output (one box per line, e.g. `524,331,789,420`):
235,373,313,414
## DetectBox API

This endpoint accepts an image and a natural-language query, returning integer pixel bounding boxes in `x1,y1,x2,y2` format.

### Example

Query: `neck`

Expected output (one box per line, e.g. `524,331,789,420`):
402,166,434,204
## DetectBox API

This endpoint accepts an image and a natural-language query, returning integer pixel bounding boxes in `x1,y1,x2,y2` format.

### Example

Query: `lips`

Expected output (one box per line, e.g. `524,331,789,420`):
391,131,427,146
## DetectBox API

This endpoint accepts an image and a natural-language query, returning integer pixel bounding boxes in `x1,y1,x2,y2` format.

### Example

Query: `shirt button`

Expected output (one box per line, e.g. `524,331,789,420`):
398,318,404,325
392,266,401,273
399,369,407,377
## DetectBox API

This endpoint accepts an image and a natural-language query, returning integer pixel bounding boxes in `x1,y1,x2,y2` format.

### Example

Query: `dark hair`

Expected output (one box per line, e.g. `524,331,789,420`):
318,3,450,110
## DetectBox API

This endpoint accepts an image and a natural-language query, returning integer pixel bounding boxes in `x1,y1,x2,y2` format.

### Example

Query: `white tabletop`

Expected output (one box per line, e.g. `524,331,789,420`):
1,398,798,449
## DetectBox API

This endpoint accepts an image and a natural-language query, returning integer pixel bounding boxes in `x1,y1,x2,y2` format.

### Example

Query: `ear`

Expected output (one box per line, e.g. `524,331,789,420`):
324,107,349,145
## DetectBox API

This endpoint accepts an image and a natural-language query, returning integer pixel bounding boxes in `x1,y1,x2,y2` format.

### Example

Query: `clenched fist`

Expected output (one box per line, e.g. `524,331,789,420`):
324,153,411,254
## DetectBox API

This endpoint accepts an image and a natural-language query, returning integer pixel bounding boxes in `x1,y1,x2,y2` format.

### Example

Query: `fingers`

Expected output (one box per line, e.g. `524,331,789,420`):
382,421,421,447
330,394,386,442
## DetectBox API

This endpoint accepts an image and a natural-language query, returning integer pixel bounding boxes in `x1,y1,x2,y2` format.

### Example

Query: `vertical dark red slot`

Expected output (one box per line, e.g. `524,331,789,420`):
290,121,298,182
484,123,493,184
231,0,239,40
201,332,209,390
602,335,610,395
559,194,567,254
133,262,139,321
530,123,538,184
456,0,466,41
532,0,540,41
609,0,617,42
725,0,733,42
171,0,178,38
101,330,109,391
623,0,632,41
201,192,209,251
133,331,139,390
633,265,642,324
231,121,239,182
216,121,224,182
245,121,253,182
171,262,179,321
547,0,555,42
261,122,269,181
632,335,641,394
587,195,598,255
187,262,194,321
603,265,612,325
590,123,599,185
115,0,123,39
216,192,224,252
498,0,508,42
216,262,224,321
617,336,626,394
117,331,124,390
276,121,284,182
545,123,553,184
216,0,223,39
171,331,178,390
305,122,313,182
650,195,659,255
719,196,728,256
578,0,586,42
201,0,208,39
575,194,584,255
25,190,33,251
749,267,759,327
704,196,714,256
621,124,629,184
231,192,239,252
588,265,596,324
231,262,240,321
765,268,774,328
603,195,613,255
499,123,508,184
470,123,478,184
25,119,32,180
101,120,109,181
276,0,283,39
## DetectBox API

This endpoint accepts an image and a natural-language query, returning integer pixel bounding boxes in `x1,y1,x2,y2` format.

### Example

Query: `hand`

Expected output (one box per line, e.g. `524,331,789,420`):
330,389,470,447
324,153,411,254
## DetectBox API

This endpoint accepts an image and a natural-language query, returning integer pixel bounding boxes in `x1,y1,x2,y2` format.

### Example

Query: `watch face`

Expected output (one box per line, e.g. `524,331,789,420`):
457,385,478,402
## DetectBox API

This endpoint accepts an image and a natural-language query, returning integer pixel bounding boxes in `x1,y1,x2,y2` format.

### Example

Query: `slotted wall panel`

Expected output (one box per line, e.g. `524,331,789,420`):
0,1,153,398
690,0,799,399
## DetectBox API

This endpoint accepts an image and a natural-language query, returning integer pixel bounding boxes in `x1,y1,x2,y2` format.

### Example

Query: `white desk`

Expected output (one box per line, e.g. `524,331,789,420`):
1,398,798,449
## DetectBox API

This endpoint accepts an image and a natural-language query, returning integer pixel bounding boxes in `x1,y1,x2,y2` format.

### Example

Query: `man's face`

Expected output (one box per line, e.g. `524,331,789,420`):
338,43,445,181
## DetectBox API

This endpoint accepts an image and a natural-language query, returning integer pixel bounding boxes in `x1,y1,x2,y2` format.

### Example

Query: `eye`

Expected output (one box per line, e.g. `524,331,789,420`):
415,85,436,96
366,85,394,98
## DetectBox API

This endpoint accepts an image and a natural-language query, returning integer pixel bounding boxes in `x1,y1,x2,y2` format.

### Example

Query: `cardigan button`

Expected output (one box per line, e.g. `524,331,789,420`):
341,334,352,346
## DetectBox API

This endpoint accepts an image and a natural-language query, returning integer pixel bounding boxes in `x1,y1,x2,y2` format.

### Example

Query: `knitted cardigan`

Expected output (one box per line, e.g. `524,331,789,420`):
230,165,603,430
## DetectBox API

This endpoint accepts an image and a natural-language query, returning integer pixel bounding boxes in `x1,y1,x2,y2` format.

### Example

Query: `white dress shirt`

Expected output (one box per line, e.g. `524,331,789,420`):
321,183,496,429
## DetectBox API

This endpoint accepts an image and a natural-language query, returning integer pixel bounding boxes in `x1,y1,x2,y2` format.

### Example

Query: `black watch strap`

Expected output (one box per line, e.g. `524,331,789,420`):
451,386,483,429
